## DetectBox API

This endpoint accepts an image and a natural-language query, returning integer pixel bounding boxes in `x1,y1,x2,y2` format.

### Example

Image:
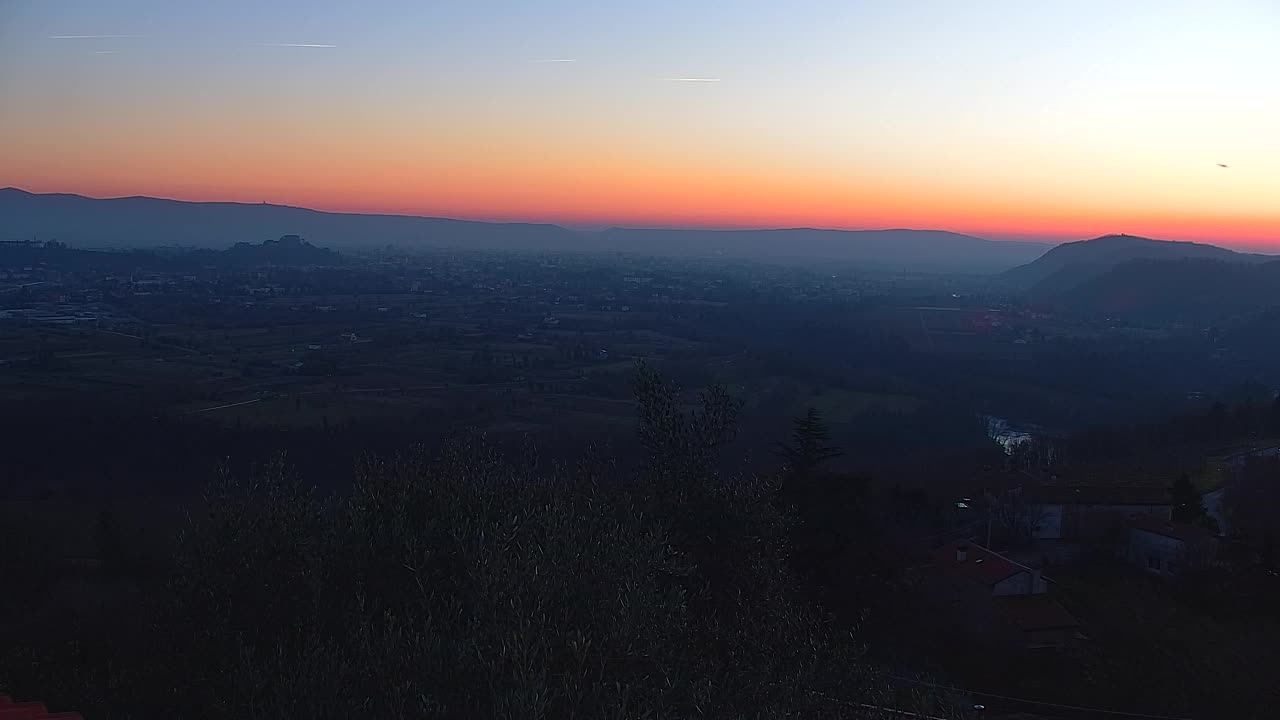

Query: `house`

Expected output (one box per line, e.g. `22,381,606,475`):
1125,518,1217,578
933,541,1046,596
928,541,1078,649
1211,442,1280,473
1200,441,1280,532
1201,487,1228,533
995,594,1082,650
1015,484,1170,542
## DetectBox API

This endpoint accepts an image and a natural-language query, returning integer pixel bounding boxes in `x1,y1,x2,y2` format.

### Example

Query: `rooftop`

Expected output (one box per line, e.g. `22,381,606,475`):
996,594,1080,632
1206,439,1280,460
1022,484,1170,506
1130,517,1217,543
932,540,1024,586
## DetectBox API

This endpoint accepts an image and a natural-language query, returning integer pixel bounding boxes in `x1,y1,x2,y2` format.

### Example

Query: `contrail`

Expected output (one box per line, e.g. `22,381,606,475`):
665,78,721,82
533,59,578,63
255,43,337,48
49,35,145,39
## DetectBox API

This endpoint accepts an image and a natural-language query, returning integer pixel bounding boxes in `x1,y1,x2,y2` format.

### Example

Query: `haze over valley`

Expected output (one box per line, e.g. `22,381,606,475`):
3,188,1054,272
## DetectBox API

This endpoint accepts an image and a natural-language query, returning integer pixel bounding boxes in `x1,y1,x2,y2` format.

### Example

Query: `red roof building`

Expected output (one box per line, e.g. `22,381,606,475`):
932,540,1046,595
0,694,82,719
927,541,1078,648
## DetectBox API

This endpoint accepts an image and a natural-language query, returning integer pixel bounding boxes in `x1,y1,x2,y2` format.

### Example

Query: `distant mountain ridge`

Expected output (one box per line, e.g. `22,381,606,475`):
0,187,569,253
1001,233,1271,295
0,187,1049,273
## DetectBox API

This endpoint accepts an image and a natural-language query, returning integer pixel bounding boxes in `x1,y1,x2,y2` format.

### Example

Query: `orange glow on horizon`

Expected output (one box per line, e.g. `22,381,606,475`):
5,1,1279,250
5,69,1278,249
8,172,1278,250
5,107,1278,248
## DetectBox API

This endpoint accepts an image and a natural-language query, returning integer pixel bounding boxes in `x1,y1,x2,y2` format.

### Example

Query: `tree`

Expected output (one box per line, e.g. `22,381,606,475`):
775,408,844,475
633,360,739,489
149,366,923,719
1171,472,1209,525
990,489,1047,547
1269,394,1280,436
1225,457,1280,557
95,508,124,576
771,408,894,624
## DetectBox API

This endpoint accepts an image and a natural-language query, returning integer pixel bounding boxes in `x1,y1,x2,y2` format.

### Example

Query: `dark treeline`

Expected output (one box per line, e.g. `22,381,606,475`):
0,366,960,719
5,368,1280,718
1016,391,1280,470
0,399,629,501
0,241,194,273
0,237,344,273
678,294,1259,433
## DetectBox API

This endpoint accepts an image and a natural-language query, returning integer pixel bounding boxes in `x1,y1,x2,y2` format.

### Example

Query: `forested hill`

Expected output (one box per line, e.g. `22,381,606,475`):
1050,257,1280,322
1001,233,1270,294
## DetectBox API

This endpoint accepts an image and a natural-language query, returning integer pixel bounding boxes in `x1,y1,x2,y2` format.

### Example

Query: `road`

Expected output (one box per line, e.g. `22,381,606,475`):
182,398,263,415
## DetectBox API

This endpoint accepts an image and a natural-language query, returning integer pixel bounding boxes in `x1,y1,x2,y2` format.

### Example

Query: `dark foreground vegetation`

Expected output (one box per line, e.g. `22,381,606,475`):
6,367,1280,719
0,366,960,719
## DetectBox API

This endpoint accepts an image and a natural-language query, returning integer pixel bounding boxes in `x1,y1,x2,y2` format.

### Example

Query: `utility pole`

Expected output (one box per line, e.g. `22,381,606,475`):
984,485,993,547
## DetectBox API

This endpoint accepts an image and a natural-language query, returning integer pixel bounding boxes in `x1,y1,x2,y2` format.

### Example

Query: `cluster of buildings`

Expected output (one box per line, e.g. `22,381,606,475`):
921,479,1222,651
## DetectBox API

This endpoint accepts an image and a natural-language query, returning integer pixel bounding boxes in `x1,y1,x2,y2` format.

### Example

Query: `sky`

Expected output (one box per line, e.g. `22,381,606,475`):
1,0,1278,247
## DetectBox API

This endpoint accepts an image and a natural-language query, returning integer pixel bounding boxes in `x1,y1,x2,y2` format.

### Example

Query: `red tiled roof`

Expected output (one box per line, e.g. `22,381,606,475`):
1130,517,1216,543
932,540,1023,586
996,594,1079,631
1022,484,1170,506
0,694,82,719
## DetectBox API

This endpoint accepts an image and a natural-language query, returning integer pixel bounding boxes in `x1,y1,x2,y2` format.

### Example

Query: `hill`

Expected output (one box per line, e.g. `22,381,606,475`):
0,187,572,253
202,234,343,267
1,188,1048,272
596,227,1050,272
1055,257,1280,322
1000,234,1270,294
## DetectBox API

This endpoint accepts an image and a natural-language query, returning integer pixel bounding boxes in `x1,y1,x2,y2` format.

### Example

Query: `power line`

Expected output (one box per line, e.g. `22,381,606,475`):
884,674,1195,720
903,514,989,545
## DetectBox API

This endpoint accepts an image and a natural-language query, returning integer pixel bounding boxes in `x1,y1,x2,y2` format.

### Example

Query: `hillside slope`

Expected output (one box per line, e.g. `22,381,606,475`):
1001,234,1269,294
0,188,574,252
1056,258,1280,322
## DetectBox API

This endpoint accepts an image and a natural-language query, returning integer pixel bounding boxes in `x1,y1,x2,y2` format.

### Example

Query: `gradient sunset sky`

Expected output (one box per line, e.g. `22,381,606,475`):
2,0,1278,246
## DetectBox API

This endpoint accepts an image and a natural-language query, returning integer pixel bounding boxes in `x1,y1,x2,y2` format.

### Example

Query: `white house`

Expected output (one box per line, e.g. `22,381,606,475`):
1015,485,1171,541
1126,518,1217,578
